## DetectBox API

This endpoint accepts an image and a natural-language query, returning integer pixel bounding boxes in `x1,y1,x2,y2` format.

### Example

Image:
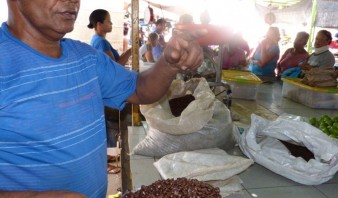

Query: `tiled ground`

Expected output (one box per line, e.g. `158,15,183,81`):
127,81,338,198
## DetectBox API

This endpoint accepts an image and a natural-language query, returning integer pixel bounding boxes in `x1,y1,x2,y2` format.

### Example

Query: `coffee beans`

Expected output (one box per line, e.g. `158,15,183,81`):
123,178,221,198
169,94,195,117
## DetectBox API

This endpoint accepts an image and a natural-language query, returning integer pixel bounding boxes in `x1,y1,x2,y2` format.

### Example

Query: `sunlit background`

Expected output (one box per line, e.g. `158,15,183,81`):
0,0,335,55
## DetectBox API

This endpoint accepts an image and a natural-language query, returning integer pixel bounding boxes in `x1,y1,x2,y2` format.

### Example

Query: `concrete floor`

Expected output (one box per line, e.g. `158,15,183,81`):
107,163,122,197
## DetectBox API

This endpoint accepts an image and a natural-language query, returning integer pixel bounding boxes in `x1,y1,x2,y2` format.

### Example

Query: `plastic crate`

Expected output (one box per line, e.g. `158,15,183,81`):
222,70,262,100
282,78,338,109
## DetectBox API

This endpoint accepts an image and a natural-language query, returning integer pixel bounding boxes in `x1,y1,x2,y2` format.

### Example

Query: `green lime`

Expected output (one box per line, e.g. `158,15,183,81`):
325,117,333,123
309,117,317,126
333,122,338,128
321,127,330,135
331,127,338,135
333,117,338,122
319,122,328,128
322,115,330,120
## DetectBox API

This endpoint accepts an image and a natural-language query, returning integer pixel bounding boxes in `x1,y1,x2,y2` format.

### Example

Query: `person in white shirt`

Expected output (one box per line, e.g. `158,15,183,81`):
139,32,159,63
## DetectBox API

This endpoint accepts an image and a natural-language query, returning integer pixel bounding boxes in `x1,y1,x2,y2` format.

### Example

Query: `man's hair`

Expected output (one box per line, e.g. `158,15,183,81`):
318,29,332,43
155,18,166,26
148,32,158,42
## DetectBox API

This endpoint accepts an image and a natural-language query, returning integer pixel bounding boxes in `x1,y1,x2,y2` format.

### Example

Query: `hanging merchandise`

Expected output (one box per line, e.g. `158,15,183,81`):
264,1,275,25
264,12,276,25
144,6,154,24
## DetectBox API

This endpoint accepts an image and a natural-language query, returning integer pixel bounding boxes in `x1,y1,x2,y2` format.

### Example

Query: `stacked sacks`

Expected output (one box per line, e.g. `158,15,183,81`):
301,67,337,87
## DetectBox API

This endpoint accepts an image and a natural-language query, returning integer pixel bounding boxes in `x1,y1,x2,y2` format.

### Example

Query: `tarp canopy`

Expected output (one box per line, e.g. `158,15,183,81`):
136,0,338,28
315,0,338,28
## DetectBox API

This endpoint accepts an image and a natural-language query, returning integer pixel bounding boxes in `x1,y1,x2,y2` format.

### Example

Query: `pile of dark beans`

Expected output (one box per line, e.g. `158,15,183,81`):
123,177,221,198
169,94,195,117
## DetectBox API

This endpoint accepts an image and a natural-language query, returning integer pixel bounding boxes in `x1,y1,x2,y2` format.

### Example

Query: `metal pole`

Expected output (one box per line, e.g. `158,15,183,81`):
131,0,141,126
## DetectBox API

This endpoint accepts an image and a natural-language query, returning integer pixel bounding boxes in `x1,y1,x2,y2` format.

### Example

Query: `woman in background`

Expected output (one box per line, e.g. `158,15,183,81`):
249,26,280,77
277,31,309,78
88,9,131,65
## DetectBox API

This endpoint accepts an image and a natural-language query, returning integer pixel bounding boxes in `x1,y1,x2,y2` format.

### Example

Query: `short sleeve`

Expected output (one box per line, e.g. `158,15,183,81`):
95,51,138,110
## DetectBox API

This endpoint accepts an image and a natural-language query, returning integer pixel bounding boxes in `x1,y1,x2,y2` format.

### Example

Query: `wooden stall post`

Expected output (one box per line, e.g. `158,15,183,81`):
131,0,141,126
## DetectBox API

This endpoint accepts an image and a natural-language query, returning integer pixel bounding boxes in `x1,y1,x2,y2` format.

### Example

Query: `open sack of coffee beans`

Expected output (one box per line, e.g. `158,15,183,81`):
133,78,235,157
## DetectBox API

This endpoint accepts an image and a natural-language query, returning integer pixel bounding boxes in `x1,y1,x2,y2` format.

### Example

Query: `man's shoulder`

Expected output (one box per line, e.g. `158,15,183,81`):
62,38,96,53
0,25,6,44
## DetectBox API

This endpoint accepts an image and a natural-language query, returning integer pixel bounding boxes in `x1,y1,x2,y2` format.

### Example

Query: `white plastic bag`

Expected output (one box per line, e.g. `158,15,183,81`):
132,100,235,157
140,78,215,135
153,148,253,197
153,148,253,181
234,114,338,185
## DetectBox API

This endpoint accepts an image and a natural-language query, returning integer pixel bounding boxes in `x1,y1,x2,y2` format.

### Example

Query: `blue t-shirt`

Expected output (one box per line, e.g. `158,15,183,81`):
249,43,280,76
0,22,137,197
90,34,120,62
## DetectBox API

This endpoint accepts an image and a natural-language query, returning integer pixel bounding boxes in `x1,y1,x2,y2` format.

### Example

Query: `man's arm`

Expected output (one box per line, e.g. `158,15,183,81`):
127,29,206,104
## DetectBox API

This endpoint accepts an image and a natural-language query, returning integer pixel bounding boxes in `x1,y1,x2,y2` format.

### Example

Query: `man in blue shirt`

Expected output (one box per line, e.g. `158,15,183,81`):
0,0,205,197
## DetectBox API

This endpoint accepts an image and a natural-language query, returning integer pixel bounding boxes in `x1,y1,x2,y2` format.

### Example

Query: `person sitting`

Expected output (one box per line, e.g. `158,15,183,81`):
139,32,159,63
300,30,335,70
88,9,131,65
223,36,247,70
249,26,280,77
277,31,309,78
178,14,194,24
329,32,338,56
235,33,251,59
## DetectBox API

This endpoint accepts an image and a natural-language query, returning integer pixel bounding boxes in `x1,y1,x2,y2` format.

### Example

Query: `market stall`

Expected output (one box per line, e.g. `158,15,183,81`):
118,0,338,197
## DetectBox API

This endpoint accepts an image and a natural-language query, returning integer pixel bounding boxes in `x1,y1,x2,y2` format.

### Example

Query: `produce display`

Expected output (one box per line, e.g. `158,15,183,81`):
123,178,221,198
309,115,338,138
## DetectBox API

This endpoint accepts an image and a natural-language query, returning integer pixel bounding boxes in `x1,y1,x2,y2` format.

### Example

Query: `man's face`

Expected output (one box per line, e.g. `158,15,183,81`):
314,32,330,49
157,23,165,33
14,0,80,39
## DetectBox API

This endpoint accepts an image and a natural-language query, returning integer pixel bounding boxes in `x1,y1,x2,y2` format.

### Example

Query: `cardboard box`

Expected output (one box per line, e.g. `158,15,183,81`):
282,78,338,109
222,70,262,100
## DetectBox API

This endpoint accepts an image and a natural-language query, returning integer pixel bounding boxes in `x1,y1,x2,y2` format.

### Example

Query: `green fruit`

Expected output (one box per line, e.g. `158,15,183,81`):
333,122,338,128
319,122,328,128
325,118,333,125
331,127,338,135
333,117,338,122
321,127,330,134
322,115,330,120
309,117,317,126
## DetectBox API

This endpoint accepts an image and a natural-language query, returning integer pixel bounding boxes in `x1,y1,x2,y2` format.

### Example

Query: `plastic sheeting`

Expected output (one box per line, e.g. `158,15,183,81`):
316,0,338,28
